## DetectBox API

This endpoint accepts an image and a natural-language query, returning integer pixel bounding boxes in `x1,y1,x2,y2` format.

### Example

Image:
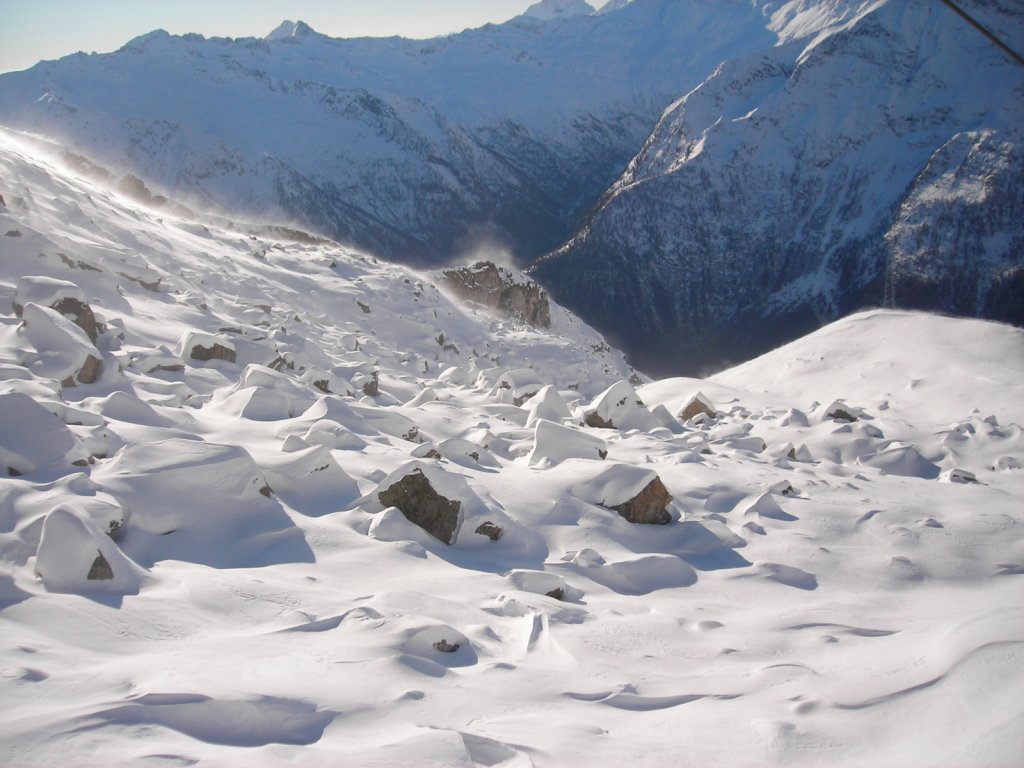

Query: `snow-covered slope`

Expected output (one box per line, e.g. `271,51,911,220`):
2,128,1023,766
0,0,782,267
532,0,1024,375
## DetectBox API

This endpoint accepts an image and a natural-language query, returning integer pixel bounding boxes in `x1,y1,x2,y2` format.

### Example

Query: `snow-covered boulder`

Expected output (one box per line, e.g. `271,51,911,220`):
678,391,717,422
822,400,863,423
735,492,797,522
506,569,570,600
0,392,91,478
176,331,236,364
93,439,310,568
941,468,979,484
528,419,608,467
860,445,940,479
581,380,659,432
20,303,103,385
572,463,673,524
436,438,497,468
494,368,548,406
34,505,142,595
14,276,98,343
375,462,467,545
215,373,314,421
523,384,571,428
256,444,360,515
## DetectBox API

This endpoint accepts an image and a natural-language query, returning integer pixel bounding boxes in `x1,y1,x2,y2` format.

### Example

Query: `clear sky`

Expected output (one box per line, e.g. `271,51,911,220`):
0,0,614,75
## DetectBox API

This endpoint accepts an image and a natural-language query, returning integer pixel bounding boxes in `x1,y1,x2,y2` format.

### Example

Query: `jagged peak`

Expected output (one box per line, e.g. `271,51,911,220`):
265,20,318,41
596,0,634,14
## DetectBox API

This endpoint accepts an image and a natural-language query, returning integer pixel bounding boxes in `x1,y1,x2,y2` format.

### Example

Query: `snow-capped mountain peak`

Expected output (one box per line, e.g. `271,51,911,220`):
522,0,595,21
265,19,318,41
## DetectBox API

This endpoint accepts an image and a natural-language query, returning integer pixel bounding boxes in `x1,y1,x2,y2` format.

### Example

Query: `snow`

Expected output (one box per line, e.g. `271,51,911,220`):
1,125,1023,766
522,0,595,22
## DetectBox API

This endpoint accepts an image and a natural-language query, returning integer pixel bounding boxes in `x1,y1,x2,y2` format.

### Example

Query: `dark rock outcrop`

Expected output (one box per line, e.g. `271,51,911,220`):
189,342,237,363
378,468,462,545
475,522,503,541
441,262,550,328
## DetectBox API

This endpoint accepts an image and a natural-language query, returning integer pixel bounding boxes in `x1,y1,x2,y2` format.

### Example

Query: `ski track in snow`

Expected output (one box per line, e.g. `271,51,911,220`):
1,127,1023,766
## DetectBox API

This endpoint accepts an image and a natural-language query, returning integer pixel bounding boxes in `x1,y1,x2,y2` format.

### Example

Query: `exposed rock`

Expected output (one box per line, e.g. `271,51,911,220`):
361,370,380,397
377,468,462,545
20,303,104,385
34,505,142,595
581,380,659,432
441,261,550,328
14,276,99,343
678,391,717,422
118,271,161,292
178,332,237,364
609,476,673,525
475,522,503,541
824,400,862,422
943,468,979,484
86,551,114,580
433,639,460,653
190,342,236,363
545,587,565,600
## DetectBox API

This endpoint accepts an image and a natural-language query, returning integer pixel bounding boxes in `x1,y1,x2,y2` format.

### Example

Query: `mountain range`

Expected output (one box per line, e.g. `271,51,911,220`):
0,0,1020,373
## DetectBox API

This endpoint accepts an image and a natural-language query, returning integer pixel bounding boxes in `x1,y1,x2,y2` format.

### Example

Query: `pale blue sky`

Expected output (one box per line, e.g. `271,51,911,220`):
0,0,613,74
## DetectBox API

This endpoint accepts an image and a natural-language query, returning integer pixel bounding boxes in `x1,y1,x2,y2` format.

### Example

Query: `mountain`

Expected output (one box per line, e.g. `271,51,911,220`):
0,0,1020,377
2,127,1023,766
522,0,596,21
0,0,783,267
531,0,1024,375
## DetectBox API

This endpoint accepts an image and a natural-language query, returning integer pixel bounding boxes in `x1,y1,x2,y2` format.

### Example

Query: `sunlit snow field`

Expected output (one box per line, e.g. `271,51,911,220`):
1,127,1022,767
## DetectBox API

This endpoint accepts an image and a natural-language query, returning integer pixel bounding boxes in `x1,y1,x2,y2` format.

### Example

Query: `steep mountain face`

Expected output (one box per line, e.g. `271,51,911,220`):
532,0,1024,375
0,0,782,267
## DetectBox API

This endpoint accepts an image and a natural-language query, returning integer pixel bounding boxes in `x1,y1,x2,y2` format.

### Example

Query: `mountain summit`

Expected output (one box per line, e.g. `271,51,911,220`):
522,0,595,21
265,20,318,41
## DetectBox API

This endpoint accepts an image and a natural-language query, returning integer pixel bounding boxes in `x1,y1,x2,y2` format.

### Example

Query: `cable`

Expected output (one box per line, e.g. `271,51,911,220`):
939,0,1024,68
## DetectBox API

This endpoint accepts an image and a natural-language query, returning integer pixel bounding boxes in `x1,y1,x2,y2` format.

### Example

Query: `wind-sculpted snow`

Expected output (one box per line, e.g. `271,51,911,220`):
2,128,1024,765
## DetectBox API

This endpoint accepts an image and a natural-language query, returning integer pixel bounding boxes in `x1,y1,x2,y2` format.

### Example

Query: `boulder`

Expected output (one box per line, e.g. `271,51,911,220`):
20,303,104,385
176,331,237,364
528,419,608,467
823,400,862,422
581,380,659,432
609,477,673,525
376,463,465,545
573,463,673,525
475,522,503,541
0,392,91,478
14,276,98,343
494,368,547,406
523,384,572,427
678,391,717,422
440,261,550,328
34,505,142,595
92,439,310,568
